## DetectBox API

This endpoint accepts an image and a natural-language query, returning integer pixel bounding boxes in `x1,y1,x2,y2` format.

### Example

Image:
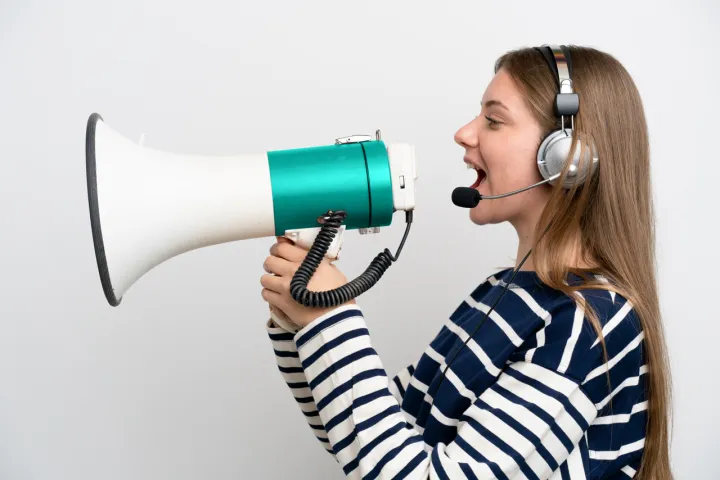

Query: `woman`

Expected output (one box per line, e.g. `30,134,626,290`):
259,45,672,479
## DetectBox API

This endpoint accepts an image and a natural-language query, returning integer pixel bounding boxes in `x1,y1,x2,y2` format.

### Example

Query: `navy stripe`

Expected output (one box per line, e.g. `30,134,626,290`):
301,327,369,369
273,349,298,358
324,389,393,432
333,428,357,455
316,369,386,411
364,435,424,480
393,376,406,398
308,347,377,390
493,383,575,453
357,404,403,433
431,447,451,480
459,463,480,479
560,461,570,479
454,434,509,480
463,415,539,480
342,422,406,476
277,365,303,374
286,381,308,389
295,308,362,349
268,331,295,341
474,398,559,471
505,367,589,430
394,450,426,479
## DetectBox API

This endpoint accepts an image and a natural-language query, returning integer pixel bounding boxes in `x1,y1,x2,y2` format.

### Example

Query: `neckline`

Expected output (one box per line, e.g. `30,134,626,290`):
495,267,605,289
497,268,542,288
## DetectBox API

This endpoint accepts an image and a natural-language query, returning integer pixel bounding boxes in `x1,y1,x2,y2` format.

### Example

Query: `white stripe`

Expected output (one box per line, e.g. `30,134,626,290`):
377,439,427,479
621,465,637,477
589,438,645,460
275,355,302,369
593,401,648,425
430,404,459,427
558,300,585,374
444,319,502,376
511,362,596,424
512,286,551,319
511,287,552,363
455,418,531,480
466,297,524,347
496,372,586,448
566,444,587,478
272,340,297,353
438,442,487,478
280,370,308,385
596,365,648,410
591,301,633,348
584,331,644,383
482,388,569,464
466,403,555,478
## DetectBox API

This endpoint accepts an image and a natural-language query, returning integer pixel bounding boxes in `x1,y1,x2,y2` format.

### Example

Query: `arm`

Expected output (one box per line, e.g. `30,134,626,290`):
292,304,599,479
266,319,333,453
266,317,418,457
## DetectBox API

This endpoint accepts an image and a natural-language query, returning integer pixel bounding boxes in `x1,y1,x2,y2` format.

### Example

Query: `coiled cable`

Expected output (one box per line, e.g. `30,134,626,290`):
290,209,413,308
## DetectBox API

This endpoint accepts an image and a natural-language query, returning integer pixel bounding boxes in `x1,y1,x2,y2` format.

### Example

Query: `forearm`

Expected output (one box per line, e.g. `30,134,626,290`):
293,305,427,477
266,319,334,454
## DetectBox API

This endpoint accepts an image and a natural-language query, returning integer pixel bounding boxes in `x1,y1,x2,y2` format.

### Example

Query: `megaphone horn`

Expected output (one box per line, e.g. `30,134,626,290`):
85,113,418,307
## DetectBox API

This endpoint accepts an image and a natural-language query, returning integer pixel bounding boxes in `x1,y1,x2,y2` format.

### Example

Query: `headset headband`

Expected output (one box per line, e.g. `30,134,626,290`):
533,44,579,122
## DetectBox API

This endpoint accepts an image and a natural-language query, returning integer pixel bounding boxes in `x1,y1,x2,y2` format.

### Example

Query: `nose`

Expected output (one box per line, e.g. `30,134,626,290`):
454,118,478,149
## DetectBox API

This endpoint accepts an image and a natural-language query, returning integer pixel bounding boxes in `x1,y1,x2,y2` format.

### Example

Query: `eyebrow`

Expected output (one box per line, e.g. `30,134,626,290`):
481,99,510,111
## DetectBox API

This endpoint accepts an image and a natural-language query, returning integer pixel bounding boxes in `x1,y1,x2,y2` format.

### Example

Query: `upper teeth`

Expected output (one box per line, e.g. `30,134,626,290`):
466,161,474,169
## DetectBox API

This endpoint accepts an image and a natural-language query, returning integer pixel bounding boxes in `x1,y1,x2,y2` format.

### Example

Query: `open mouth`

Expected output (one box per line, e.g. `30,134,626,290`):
469,166,487,188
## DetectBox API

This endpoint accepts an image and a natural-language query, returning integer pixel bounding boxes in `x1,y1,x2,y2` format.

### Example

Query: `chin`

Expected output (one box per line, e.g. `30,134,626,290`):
469,207,500,226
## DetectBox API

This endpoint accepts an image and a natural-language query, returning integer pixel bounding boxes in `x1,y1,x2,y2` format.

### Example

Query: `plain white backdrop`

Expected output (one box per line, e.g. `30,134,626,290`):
1,0,718,478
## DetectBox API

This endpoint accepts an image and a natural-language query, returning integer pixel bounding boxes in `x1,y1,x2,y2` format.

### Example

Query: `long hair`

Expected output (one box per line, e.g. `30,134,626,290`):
494,45,672,479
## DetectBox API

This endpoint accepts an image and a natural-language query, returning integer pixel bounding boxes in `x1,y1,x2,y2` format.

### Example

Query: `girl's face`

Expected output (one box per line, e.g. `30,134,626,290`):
454,68,550,229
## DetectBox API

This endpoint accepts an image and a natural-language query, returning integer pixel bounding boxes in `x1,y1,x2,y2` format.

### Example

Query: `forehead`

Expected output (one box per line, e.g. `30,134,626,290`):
481,68,525,110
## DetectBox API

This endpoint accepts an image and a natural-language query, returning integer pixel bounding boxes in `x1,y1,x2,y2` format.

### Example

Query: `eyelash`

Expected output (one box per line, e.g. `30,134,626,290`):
484,115,501,127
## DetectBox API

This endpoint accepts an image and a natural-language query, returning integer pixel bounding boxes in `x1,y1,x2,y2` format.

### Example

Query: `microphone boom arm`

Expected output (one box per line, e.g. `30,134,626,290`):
479,173,559,199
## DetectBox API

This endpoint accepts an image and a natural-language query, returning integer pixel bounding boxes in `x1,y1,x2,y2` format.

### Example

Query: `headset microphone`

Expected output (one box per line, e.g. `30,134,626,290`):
451,173,561,208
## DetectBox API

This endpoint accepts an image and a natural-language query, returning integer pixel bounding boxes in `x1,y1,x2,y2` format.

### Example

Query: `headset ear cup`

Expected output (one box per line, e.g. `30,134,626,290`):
537,128,598,189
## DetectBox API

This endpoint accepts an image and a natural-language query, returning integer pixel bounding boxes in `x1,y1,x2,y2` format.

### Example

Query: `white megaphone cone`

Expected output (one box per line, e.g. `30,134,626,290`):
85,113,417,307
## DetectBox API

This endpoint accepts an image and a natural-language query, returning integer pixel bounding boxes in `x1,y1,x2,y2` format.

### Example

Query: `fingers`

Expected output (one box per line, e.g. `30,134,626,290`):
260,273,287,293
263,255,295,276
261,287,284,308
270,240,308,263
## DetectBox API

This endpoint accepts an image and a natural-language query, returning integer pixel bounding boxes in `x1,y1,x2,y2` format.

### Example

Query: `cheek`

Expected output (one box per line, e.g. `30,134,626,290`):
485,136,541,190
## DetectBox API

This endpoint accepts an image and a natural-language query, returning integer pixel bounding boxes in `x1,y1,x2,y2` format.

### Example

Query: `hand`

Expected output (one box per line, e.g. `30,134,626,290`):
261,237,355,328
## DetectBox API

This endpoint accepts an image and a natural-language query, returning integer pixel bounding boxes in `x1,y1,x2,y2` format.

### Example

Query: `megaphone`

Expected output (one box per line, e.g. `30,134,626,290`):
85,112,417,310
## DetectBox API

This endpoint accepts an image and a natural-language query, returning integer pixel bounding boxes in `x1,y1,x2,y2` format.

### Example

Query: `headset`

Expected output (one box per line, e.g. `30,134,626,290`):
534,44,599,189
432,44,599,407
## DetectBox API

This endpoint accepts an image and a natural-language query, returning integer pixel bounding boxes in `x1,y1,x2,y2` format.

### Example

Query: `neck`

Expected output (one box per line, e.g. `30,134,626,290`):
514,222,537,271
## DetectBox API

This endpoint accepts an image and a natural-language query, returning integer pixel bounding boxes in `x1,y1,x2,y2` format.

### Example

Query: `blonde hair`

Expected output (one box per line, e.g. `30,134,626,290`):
494,45,672,479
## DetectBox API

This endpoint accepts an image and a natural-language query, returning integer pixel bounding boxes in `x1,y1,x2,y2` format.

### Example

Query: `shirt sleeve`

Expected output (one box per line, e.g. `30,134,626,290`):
291,303,600,479
266,316,418,459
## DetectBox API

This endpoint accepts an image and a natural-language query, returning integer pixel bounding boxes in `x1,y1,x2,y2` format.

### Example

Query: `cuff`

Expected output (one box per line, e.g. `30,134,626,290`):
293,303,365,351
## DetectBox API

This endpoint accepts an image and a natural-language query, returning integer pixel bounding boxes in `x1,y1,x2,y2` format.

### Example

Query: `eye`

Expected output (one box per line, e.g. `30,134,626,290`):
484,115,501,128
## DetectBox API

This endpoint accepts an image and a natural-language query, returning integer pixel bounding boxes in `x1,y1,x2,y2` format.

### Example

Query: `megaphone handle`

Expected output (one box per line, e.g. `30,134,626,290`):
289,209,413,308
284,226,344,260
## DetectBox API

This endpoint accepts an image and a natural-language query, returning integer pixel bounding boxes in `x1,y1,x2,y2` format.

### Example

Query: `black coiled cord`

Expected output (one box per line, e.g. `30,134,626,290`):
290,209,413,308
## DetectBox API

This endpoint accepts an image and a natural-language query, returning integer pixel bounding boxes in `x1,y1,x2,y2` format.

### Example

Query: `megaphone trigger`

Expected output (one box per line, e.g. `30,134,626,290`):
284,225,345,261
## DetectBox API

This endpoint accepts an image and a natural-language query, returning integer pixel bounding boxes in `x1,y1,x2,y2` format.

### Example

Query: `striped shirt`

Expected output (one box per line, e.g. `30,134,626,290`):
266,268,647,479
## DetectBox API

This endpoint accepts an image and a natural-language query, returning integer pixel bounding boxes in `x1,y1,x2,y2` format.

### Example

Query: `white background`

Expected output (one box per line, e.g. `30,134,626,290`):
1,0,718,478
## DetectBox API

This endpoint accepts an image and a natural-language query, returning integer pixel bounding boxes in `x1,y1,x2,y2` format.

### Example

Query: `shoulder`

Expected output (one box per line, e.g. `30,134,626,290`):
518,277,645,399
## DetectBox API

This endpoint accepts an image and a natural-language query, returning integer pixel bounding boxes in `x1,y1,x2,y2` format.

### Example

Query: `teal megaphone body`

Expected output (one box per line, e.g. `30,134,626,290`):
85,113,417,310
